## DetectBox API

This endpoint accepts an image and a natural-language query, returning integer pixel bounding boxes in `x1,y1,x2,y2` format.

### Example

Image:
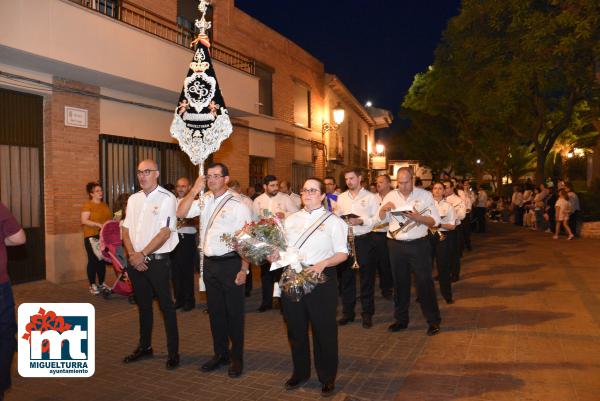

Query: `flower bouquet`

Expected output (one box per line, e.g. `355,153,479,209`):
221,217,326,301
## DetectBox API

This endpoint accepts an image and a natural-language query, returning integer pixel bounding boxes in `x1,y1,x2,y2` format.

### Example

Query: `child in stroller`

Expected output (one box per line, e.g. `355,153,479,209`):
99,220,135,303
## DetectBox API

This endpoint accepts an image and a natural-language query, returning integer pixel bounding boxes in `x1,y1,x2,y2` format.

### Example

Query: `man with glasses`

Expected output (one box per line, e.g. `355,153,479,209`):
177,163,252,378
122,159,180,370
324,176,338,213
335,168,380,329
253,175,299,312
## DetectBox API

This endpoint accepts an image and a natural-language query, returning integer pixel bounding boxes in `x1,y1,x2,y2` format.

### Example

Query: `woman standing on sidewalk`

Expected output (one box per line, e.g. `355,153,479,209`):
81,182,112,294
553,189,574,240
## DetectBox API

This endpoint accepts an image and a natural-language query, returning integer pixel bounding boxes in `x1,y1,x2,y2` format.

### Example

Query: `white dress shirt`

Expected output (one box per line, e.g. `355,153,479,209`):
186,190,252,257
477,190,488,207
511,192,524,207
253,192,299,219
284,207,348,265
289,192,302,210
335,188,380,237
123,186,179,253
378,188,441,241
373,192,392,233
433,198,456,232
445,193,466,225
176,198,198,235
458,189,473,212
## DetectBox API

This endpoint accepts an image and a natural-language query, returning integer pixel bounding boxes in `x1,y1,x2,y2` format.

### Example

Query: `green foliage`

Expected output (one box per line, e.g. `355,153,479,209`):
401,0,600,184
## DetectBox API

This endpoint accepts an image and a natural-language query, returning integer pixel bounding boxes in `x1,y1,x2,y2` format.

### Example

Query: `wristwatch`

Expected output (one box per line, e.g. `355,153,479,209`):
142,251,151,263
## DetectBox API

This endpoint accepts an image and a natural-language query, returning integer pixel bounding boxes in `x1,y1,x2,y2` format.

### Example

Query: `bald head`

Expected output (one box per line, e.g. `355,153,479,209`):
396,167,414,196
137,159,159,193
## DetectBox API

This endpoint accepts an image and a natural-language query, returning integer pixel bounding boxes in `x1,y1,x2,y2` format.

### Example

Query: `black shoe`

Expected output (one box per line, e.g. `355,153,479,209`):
361,314,372,329
201,354,230,372
445,298,454,304
388,322,408,332
182,304,194,312
273,298,281,309
123,346,153,363
257,305,272,313
337,316,355,326
427,324,440,336
166,353,180,370
285,375,309,390
228,359,243,378
321,382,335,397
174,302,184,310
451,275,459,283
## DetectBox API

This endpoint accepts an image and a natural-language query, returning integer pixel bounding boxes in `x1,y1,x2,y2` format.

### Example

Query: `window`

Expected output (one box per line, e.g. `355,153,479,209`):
256,63,274,116
99,135,198,211
292,163,314,193
249,156,268,191
293,81,311,128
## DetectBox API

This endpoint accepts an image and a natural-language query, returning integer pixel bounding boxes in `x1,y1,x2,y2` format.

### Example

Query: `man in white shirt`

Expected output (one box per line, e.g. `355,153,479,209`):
279,180,302,210
122,159,180,369
374,174,394,300
475,185,488,233
336,168,380,329
444,181,466,282
172,177,198,312
253,175,299,312
460,180,474,251
324,176,338,213
379,167,442,336
178,163,252,378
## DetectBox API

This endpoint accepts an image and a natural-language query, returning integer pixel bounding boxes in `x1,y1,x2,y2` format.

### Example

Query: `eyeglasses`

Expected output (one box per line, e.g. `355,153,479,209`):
300,188,321,195
136,169,157,176
206,174,224,180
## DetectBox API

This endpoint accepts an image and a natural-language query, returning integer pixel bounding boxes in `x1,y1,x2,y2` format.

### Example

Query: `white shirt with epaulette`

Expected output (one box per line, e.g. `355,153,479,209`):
434,198,456,232
186,190,252,257
253,192,299,219
445,193,466,225
335,188,380,237
123,185,179,254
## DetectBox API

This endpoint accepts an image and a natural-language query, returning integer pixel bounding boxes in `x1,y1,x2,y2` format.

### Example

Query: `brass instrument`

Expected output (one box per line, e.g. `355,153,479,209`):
388,207,430,237
429,225,446,241
343,216,360,270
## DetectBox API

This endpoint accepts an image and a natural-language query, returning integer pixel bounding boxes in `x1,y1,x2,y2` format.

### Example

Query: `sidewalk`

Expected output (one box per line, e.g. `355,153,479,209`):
7,223,600,401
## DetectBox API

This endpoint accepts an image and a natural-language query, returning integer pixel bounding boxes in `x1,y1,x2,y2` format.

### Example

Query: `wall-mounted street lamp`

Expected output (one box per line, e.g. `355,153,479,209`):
322,102,346,161
375,143,385,154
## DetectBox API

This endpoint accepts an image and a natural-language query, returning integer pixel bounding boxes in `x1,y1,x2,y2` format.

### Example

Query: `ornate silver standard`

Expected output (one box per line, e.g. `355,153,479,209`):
170,0,233,291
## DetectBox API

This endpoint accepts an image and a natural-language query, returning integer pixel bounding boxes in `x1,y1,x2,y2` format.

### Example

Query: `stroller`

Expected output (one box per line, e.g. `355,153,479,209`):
99,220,135,303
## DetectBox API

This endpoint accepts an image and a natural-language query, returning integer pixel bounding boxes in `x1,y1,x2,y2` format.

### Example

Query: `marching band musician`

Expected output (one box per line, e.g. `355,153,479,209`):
460,179,475,251
269,177,348,397
378,167,442,336
253,175,299,312
374,174,394,300
335,168,380,329
177,163,253,378
431,182,456,304
443,181,466,282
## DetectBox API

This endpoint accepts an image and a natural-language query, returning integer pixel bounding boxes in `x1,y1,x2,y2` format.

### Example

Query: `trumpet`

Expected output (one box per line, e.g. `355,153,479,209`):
343,216,360,270
429,225,446,241
388,207,430,237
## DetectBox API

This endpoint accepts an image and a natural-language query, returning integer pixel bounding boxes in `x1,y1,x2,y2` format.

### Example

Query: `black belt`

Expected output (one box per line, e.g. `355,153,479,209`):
178,232,197,238
146,252,170,261
205,251,238,261
390,235,429,243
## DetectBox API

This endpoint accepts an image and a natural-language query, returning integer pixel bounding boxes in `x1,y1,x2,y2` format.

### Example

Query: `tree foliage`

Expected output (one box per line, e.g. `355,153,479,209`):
400,0,600,185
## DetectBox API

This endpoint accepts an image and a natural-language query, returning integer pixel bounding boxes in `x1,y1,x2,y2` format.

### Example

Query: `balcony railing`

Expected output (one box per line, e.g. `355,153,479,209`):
68,0,255,75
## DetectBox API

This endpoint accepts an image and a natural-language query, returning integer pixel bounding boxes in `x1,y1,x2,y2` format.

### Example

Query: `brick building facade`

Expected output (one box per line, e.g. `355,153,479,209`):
0,0,390,283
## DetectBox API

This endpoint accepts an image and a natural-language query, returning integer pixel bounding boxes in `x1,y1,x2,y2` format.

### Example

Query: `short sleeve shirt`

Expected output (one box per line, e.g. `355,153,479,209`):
81,201,112,238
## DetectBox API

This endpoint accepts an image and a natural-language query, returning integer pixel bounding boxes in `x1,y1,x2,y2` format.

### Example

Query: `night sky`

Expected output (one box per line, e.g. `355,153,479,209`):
235,0,462,131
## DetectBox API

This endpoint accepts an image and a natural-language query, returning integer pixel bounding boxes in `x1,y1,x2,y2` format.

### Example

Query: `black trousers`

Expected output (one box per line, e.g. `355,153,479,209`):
171,233,197,308
84,236,106,285
340,233,376,317
568,210,579,237
475,207,486,233
204,254,245,361
387,237,441,326
431,234,452,301
514,206,524,226
463,212,472,249
446,230,461,281
282,267,338,385
128,258,179,355
372,232,393,294
259,263,283,308
0,282,16,394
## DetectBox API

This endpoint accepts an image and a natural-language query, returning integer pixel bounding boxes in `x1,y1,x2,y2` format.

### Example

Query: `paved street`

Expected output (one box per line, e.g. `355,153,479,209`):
7,223,600,401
